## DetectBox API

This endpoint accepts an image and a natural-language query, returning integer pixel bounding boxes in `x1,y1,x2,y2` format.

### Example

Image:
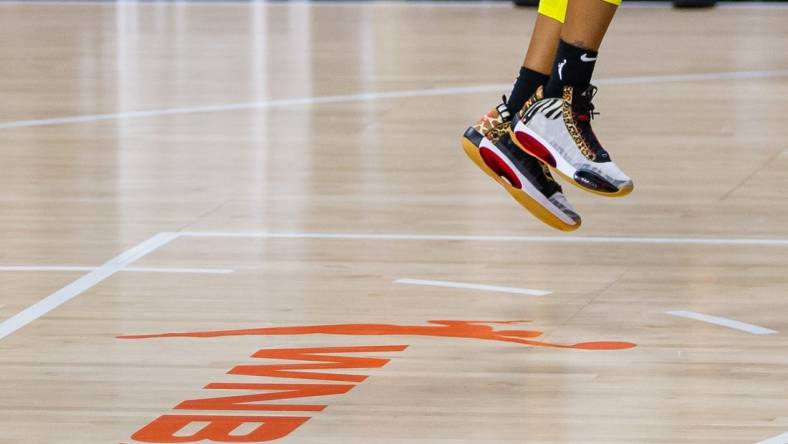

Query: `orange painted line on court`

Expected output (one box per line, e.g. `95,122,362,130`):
119,321,635,443
126,345,407,443
119,319,635,350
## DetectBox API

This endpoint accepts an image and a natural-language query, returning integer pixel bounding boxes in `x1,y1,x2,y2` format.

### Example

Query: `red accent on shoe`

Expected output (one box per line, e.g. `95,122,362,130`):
479,147,522,189
513,131,556,168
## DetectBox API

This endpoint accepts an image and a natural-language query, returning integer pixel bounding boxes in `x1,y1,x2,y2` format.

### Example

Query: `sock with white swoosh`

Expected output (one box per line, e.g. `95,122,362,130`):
544,40,598,98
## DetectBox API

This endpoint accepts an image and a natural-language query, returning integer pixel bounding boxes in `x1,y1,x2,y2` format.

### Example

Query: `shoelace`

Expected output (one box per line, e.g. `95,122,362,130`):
572,85,610,162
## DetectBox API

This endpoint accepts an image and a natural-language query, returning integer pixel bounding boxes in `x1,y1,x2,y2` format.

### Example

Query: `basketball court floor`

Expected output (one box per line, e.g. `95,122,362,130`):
0,1,787,443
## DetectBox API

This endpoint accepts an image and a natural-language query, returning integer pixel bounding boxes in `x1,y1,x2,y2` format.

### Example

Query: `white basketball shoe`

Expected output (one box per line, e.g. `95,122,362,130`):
509,85,633,197
461,99,582,231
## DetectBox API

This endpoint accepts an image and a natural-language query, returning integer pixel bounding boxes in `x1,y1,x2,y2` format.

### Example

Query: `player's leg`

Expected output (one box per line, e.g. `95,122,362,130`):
460,3,581,232
510,0,634,197
506,13,562,115
545,0,616,97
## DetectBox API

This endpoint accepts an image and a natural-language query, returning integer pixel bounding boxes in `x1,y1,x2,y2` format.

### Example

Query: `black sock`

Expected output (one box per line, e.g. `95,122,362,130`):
507,67,549,113
544,40,598,98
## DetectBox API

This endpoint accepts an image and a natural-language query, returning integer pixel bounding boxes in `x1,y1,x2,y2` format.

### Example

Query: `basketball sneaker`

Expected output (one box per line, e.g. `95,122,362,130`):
510,85,633,196
461,99,581,231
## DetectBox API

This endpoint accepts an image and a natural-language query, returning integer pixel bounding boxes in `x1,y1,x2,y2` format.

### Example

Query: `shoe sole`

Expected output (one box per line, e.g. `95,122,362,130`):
509,125,633,198
461,134,580,232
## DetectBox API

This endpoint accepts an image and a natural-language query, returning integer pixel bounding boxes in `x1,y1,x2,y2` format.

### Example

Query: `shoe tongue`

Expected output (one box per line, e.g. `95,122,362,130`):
571,85,597,122
570,85,611,163
572,85,594,106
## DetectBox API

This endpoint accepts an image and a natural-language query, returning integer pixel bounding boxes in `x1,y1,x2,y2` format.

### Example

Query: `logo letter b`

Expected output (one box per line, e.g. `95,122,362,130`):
131,415,309,442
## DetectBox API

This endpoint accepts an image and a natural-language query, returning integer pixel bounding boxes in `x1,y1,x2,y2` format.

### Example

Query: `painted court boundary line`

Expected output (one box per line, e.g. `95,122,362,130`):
0,265,233,274
0,225,783,443
396,278,551,296
0,69,786,130
0,232,178,340
756,432,788,444
178,231,788,246
3,229,788,341
667,311,778,335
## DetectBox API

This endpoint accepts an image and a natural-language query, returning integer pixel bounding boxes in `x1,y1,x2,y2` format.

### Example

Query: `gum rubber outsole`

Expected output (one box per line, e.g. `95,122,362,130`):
461,136,580,232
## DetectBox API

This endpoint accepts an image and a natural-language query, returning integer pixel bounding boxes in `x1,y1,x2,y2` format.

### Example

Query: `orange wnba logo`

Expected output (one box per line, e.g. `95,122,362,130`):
119,320,635,443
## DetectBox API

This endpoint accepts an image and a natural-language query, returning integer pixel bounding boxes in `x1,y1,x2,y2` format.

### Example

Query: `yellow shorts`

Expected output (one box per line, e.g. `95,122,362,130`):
538,0,622,24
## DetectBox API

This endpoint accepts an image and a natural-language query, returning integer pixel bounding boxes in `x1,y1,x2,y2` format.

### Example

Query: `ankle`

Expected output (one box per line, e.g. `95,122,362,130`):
544,40,598,98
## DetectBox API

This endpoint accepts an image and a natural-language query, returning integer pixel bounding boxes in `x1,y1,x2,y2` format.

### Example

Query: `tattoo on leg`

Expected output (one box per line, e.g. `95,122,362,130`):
569,40,595,50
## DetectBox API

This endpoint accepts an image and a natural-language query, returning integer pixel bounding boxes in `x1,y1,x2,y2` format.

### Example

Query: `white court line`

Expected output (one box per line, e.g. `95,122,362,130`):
594,69,788,86
177,231,788,247
0,266,93,272
0,265,233,274
667,311,778,335
396,278,551,296
0,85,508,130
1,69,787,130
123,266,233,274
756,432,788,444
0,232,179,340
4,229,787,341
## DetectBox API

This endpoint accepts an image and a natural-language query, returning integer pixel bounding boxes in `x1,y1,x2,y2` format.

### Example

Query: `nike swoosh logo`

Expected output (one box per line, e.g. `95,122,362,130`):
580,53,597,62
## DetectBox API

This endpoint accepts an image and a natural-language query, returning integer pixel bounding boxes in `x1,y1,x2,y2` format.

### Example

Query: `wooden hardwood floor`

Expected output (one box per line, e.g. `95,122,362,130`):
0,1,787,443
